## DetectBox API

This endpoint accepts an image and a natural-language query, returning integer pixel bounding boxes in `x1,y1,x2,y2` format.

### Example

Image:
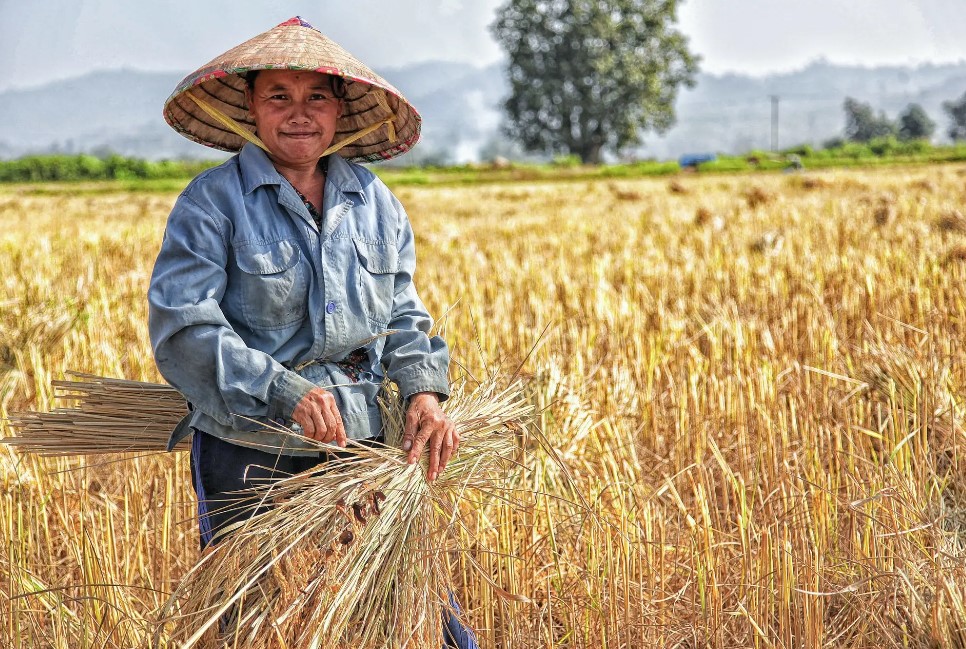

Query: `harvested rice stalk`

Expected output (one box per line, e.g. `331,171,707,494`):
154,377,535,649
3,372,187,454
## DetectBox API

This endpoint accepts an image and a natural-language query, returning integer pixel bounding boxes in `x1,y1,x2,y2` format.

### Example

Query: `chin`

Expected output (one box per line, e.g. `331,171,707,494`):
274,148,325,166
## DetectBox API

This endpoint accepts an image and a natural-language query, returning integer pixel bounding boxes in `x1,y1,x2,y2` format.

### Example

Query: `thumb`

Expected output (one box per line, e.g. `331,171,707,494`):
402,405,420,451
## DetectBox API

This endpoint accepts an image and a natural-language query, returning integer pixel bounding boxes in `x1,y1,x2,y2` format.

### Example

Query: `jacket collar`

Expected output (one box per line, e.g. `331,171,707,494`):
239,143,364,198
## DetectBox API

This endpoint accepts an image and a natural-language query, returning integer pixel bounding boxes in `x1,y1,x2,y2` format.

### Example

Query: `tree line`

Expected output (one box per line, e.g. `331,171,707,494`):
834,94,966,145
0,154,217,183
491,0,966,164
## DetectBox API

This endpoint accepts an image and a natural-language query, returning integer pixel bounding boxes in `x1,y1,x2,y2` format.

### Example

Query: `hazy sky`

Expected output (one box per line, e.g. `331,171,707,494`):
2,0,965,92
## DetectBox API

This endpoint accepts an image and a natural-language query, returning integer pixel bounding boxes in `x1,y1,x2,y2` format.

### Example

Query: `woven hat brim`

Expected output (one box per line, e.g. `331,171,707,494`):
162,20,420,163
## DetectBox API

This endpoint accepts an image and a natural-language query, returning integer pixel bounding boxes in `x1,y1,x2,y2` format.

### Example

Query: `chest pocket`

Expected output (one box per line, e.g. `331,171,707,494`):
353,238,398,327
234,239,309,330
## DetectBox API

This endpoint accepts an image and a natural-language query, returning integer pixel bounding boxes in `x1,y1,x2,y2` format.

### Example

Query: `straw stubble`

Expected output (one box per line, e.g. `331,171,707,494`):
2,165,966,647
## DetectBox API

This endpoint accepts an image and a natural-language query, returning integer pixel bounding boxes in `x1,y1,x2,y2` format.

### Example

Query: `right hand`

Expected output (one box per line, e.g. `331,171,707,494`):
290,388,346,447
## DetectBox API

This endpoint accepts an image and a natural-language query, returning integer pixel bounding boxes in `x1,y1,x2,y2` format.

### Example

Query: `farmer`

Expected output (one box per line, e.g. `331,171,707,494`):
148,17,475,647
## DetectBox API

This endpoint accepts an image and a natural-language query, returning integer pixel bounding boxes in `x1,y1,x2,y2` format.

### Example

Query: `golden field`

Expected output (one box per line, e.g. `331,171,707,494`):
1,165,966,647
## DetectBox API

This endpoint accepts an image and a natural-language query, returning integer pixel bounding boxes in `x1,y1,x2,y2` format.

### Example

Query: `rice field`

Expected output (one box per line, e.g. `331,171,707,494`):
1,164,966,647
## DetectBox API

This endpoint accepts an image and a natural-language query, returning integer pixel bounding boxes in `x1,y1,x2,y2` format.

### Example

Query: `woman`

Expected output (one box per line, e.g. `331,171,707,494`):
149,16,475,647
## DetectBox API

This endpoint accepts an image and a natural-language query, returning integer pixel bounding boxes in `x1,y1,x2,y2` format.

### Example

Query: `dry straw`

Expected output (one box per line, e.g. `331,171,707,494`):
3,372,543,648
4,372,188,454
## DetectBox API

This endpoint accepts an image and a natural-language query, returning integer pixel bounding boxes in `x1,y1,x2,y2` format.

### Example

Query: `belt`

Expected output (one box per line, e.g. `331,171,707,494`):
290,331,398,372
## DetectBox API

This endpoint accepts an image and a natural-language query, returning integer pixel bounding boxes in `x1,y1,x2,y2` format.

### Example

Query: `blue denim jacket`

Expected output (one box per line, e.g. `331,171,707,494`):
148,143,450,454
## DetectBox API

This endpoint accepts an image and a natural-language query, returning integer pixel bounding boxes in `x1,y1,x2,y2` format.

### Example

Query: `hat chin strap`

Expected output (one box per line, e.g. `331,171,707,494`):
185,90,398,158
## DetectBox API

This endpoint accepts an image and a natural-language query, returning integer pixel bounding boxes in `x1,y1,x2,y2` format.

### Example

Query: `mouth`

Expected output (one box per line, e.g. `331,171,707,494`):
281,132,319,139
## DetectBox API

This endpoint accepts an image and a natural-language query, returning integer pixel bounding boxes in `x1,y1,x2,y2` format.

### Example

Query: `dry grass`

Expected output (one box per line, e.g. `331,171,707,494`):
155,379,534,649
668,180,689,195
608,183,644,202
799,176,829,191
2,165,966,647
936,209,966,235
743,185,773,209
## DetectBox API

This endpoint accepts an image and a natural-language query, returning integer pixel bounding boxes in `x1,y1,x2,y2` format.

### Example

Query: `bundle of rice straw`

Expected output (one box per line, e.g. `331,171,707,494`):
154,378,533,648
4,372,188,454
3,371,538,647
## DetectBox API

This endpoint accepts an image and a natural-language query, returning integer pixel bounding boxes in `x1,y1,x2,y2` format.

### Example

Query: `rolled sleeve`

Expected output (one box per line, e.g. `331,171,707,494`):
269,370,318,419
392,366,451,401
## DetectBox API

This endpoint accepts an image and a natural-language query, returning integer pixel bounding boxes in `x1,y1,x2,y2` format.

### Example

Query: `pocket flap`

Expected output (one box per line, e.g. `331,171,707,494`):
352,239,398,274
235,240,301,275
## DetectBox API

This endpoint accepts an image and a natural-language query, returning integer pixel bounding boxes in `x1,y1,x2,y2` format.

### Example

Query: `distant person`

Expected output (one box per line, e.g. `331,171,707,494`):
785,153,804,172
148,16,475,648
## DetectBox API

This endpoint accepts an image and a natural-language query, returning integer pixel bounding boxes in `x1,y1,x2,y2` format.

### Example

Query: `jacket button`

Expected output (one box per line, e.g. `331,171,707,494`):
325,301,337,314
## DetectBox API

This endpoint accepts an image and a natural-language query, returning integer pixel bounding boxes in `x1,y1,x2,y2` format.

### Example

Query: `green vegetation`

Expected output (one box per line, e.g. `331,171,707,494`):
0,154,220,183
4,140,966,193
944,91,966,141
898,103,936,141
378,140,966,185
491,0,698,164
842,97,898,142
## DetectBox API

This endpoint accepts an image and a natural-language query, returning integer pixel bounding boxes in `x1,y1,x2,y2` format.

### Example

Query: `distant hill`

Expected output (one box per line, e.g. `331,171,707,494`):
1,60,965,162
0,69,199,160
650,59,966,158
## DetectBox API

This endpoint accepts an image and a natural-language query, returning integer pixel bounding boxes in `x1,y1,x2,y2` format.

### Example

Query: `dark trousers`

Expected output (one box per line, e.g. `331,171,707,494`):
190,430,479,649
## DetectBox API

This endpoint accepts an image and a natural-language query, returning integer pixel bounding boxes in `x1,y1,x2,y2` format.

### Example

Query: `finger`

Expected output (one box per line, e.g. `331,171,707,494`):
438,424,457,476
402,406,420,452
407,426,432,465
319,403,339,444
329,400,346,447
427,429,443,481
311,407,328,442
333,409,347,448
295,408,316,439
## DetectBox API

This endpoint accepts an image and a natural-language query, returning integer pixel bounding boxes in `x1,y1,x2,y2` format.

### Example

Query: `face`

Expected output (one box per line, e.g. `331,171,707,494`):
246,70,343,170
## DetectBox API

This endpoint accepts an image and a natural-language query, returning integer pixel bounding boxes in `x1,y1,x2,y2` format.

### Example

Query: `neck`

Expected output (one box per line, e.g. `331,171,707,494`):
271,157,324,189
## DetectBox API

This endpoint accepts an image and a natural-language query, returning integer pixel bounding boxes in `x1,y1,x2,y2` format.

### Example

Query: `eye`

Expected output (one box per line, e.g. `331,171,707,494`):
268,94,288,101
310,93,334,102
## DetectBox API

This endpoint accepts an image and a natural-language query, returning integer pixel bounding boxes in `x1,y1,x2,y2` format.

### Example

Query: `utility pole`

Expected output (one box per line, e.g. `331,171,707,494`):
770,95,780,151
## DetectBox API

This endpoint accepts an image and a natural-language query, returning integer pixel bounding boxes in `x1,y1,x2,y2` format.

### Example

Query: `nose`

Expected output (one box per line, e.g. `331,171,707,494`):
287,101,311,124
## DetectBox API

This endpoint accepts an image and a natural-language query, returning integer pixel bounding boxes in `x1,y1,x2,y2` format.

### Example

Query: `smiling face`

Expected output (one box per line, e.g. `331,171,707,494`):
245,70,344,171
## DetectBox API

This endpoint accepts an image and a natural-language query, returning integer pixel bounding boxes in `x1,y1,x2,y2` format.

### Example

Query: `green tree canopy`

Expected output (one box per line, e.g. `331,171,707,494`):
897,103,936,141
491,0,699,164
843,98,896,143
943,92,966,141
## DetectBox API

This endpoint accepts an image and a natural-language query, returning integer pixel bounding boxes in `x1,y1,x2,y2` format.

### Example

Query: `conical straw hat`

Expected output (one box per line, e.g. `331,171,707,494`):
163,17,420,163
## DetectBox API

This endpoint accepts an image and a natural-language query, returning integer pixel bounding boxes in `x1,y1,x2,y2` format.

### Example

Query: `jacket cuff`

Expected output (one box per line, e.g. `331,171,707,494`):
393,367,451,402
270,371,317,419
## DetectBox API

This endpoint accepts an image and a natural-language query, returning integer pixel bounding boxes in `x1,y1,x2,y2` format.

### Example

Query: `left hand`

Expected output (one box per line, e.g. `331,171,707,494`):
401,392,459,482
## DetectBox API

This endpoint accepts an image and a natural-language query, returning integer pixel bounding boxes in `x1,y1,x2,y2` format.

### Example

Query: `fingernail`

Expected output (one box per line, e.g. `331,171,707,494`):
402,440,412,451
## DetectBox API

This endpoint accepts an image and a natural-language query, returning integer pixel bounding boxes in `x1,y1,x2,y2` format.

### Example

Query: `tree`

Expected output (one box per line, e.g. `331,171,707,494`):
843,97,896,142
491,0,699,164
897,103,935,141
943,92,966,141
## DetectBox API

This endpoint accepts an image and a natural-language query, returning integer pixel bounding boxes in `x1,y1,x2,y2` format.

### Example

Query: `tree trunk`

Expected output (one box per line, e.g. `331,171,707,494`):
577,124,606,164
577,142,603,165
